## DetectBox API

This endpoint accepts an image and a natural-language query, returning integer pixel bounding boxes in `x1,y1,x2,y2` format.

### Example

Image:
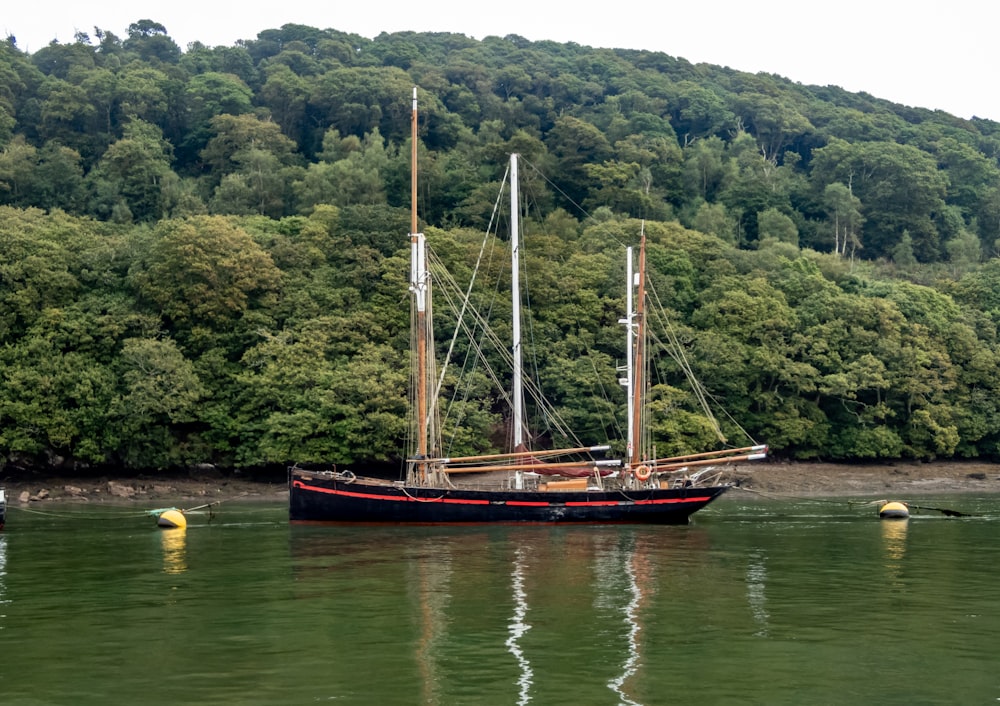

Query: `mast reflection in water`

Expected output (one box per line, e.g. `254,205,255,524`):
0,535,7,627
602,534,650,706
505,546,533,705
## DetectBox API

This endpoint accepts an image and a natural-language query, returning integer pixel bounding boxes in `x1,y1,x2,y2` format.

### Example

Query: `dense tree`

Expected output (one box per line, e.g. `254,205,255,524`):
682,136,730,203
0,337,119,462
822,182,864,258
0,135,39,204
208,149,300,217
86,119,176,221
30,39,96,79
36,76,98,157
199,113,299,176
669,81,735,143
258,64,310,144
811,139,948,260
115,65,171,127
546,115,613,208
113,336,207,467
293,129,390,212
733,88,814,163
2,26,1000,471
132,215,282,329
757,207,798,246
178,71,255,162
0,24,996,269
123,20,181,65
689,201,736,244
309,66,417,144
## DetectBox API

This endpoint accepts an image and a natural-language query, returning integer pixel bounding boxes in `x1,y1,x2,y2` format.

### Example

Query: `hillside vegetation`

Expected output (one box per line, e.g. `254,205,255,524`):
3,22,1000,473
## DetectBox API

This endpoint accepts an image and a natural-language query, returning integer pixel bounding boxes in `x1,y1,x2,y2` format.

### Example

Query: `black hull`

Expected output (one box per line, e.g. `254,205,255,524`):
289,469,727,524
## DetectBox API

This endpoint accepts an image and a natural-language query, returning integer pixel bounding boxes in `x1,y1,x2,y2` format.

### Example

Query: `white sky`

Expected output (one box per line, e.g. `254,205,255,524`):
4,0,997,121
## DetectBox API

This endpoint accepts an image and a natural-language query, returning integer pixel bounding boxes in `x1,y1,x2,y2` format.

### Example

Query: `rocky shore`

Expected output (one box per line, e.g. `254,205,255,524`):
3,471,288,506
3,460,999,508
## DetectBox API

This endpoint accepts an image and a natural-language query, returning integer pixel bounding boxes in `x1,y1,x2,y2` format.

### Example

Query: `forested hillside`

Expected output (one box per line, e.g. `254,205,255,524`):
3,21,1000,473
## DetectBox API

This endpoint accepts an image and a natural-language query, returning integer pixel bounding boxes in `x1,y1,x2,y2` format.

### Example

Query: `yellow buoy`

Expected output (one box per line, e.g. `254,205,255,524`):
878,501,910,519
157,509,187,529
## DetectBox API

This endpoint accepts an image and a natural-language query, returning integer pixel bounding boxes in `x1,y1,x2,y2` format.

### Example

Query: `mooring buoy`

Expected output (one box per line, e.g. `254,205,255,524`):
157,509,187,529
878,501,910,519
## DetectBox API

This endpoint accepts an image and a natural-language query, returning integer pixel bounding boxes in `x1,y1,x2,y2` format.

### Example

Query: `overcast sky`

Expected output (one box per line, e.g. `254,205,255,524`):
5,0,997,121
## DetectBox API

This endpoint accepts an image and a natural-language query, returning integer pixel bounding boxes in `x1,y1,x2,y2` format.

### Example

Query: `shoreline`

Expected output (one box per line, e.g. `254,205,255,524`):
726,459,1000,498
2,460,999,507
2,473,289,506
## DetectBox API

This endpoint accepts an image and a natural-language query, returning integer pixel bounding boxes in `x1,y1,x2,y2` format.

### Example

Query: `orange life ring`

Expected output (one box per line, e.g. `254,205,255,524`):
635,465,652,481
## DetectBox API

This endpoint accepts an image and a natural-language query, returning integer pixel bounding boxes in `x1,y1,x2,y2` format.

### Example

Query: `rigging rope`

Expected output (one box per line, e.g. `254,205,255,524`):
425,164,589,451
644,280,725,443
9,505,153,520
730,485,976,517
7,494,249,521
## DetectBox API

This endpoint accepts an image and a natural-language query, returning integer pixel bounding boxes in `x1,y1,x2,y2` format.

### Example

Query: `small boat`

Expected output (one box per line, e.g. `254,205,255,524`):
289,89,766,524
0,488,5,530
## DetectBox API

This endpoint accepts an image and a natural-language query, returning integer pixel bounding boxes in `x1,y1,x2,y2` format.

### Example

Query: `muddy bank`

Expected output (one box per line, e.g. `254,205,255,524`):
726,460,1000,498
2,472,288,506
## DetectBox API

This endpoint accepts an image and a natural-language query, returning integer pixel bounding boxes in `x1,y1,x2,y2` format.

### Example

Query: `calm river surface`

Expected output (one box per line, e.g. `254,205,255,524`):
1,493,999,705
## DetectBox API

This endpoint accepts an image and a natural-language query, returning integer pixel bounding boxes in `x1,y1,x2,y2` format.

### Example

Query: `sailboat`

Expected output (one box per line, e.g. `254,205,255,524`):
288,89,766,524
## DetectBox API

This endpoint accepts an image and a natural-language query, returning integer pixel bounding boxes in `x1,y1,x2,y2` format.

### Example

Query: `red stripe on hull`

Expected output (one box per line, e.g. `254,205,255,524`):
292,480,493,505
634,496,713,505
292,480,712,509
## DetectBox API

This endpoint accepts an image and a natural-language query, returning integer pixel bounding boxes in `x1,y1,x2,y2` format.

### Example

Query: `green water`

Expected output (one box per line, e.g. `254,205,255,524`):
1,494,999,705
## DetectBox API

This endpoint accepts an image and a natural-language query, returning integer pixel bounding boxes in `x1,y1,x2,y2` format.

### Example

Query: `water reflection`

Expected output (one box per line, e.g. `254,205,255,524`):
881,518,908,563
160,528,187,574
0,535,7,625
287,526,710,705
5,501,1000,704
506,546,533,706
881,517,908,591
746,550,770,637
603,533,650,706
414,541,451,706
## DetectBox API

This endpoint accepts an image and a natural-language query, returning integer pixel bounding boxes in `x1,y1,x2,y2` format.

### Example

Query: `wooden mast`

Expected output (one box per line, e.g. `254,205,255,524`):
410,87,428,477
629,230,647,471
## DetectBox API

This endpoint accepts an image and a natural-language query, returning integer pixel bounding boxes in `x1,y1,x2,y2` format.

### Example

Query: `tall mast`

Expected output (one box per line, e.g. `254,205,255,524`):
630,231,647,469
624,246,635,465
409,87,428,463
510,153,525,449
